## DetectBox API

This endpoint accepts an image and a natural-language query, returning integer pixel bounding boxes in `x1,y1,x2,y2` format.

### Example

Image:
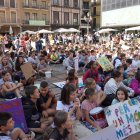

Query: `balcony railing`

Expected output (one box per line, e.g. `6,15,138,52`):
11,19,16,23
52,1,60,6
23,20,49,25
83,6,90,10
23,3,48,9
0,18,21,24
0,19,6,23
0,2,9,8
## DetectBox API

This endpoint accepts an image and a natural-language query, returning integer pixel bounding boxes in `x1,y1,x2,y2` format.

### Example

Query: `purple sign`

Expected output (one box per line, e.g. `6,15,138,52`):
0,98,28,133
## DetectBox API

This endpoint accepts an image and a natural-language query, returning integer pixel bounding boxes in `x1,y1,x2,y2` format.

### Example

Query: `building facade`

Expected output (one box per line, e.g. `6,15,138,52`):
80,0,101,34
91,0,101,30
0,0,50,34
101,0,140,28
22,0,50,31
0,0,22,34
50,0,81,30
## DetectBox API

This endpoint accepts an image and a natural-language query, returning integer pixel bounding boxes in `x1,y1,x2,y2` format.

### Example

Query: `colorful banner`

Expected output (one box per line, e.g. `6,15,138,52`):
97,56,114,71
0,99,28,133
105,98,140,140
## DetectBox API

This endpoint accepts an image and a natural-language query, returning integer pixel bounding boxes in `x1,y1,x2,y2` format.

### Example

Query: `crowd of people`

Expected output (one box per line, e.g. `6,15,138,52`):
0,30,140,140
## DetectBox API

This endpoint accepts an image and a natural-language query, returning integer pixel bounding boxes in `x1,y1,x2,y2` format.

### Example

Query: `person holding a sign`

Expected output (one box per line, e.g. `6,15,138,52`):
14,56,35,86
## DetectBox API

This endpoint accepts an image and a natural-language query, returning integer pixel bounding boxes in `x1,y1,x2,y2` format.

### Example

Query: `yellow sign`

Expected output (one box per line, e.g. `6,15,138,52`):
97,56,114,71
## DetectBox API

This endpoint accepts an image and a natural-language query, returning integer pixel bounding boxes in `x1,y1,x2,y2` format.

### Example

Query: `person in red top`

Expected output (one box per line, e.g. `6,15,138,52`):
83,61,99,83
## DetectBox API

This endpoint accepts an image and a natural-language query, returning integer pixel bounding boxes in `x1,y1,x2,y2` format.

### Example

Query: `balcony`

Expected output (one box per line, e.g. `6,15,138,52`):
73,22,79,25
52,2,60,6
11,19,17,23
23,20,49,26
73,5,80,9
83,6,90,10
40,5,48,9
23,3,48,9
0,2,9,8
0,19,6,23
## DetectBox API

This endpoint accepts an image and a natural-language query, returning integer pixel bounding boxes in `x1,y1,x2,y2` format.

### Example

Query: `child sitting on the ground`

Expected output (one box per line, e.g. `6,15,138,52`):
37,58,47,77
22,85,53,133
0,112,31,140
79,78,106,103
112,87,129,105
38,81,57,117
44,111,76,140
81,88,107,132
1,71,23,99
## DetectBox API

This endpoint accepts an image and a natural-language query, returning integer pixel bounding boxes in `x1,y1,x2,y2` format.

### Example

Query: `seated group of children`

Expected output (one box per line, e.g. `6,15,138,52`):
0,70,132,140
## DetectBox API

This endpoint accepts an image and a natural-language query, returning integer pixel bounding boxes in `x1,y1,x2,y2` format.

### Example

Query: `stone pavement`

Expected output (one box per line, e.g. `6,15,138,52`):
35,64,140,140
35,64,67,99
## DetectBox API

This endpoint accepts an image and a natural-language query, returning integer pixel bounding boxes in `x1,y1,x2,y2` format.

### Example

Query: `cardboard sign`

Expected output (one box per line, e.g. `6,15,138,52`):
105,98,140,140
20,62,35,80
0,99,28,133
97,56,114,71
53,77,84,89
80,125,117,140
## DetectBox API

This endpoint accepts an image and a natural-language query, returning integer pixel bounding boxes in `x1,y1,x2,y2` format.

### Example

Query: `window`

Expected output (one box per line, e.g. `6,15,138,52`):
126,0,132,6
11,12,16,23
53,11,59,24
41,1,46,8
83,2,89,9
24,0,29,6
0,11,5,23
64,0,69,6
64,12,69,24
0,0,4,7
93,18,96,27
32,13,37,20
32,0,37,7
93,7,96,15
73,0,78,7
133,0,139,5
53,0,59,5
120,0,126,8
25,12,30,20
10,0,15,8
42,14,46,20
73,13,78,24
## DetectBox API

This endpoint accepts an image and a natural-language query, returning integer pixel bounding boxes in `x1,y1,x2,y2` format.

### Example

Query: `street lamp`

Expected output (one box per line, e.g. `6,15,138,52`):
84,12,92,34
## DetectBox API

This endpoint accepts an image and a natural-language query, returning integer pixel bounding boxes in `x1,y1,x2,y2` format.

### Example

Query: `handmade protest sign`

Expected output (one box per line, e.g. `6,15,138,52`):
105,98,140,140
0,98,28,133
21,62,35,80
97,56,114,71
80,125,117,140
